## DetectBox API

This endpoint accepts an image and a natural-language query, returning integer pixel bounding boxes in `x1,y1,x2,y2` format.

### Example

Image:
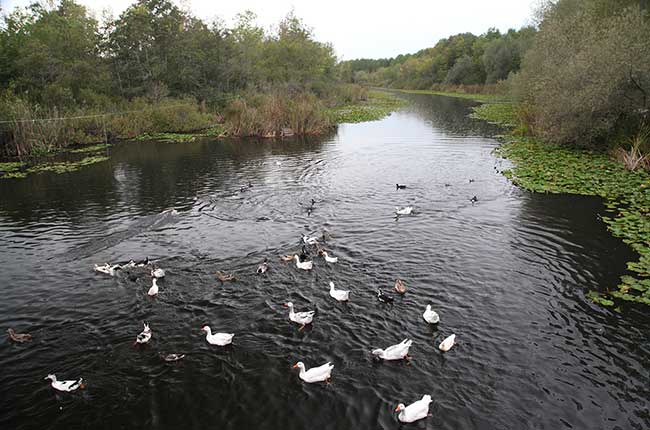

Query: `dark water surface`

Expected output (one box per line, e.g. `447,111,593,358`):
1,94,648,430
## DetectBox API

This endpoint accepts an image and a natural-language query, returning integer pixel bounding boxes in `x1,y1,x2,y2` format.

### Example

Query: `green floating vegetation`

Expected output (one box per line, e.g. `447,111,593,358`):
470,102,518,127
329,91,406,124
136,125,226,143
393,88,505,103
0,161,27,179
69,143,111,153
474,101,650,306
26,155,109,175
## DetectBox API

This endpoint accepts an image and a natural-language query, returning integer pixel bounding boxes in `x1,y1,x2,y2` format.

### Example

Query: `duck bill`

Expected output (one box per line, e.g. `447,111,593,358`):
394,406,400,412
292,363,299,368
282,304,289,308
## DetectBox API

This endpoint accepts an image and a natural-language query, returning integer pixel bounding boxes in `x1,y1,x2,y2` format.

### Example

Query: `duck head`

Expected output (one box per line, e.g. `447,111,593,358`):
394,403,406,413
44,374,56,381
283,302,294,309
292,362,305,370
371,348,384,357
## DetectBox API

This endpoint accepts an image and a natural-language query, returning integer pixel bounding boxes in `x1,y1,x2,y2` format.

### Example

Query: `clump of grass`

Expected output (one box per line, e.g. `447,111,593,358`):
612,127,650,171
223,91,333,137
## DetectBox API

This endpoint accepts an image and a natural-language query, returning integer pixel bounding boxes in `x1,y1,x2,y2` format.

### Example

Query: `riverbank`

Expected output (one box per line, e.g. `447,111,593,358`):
472,102,650,308
0,90,405,180
384,87,506,103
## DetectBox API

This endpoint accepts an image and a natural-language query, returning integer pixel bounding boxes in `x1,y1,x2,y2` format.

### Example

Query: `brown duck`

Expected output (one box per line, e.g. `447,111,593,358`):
215,271,237,282
7,328,32,343
394,279,407,294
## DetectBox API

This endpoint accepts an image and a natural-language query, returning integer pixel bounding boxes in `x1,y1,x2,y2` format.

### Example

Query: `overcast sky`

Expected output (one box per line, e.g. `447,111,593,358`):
1,0,540,59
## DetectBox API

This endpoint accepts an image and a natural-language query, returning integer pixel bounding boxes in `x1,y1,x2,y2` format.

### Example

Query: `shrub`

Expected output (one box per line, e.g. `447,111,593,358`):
512,2,650,147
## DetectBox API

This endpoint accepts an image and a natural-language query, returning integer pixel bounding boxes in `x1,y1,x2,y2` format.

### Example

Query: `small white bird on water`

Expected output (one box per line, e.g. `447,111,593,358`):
319,250,338,263
439,334,456,352
147,278,159,296
328,281,350,302
151,266,165,278
371,338,412,361
284,302,315,330
94,263,121,276
292,361,334,383
44,374,84,392
395,394,433,423
201,326,234,346
395,206,414,215
302,235,319,245
135,322,152,345
423,305,440,324
293,255,313,270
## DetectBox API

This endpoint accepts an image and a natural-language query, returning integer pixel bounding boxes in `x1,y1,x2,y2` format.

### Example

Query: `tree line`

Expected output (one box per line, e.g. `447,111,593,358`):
338,27,537,90
341,0,649,149
0,0,337,109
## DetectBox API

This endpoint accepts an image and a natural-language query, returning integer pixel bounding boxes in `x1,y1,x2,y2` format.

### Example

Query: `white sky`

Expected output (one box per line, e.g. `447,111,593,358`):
1,0,539,59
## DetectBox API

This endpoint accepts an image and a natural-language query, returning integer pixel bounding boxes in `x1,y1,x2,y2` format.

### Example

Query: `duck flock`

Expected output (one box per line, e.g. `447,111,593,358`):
6,181,477,425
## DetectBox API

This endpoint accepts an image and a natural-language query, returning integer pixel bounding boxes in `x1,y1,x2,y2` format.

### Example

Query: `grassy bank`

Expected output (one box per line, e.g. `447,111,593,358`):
0,88,406,180
472,102,650,308
392,88,504,103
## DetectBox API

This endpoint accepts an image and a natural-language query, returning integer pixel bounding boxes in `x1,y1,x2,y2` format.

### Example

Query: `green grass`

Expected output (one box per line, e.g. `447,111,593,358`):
329,91,406,124
473,101,650,307
390,88,504,103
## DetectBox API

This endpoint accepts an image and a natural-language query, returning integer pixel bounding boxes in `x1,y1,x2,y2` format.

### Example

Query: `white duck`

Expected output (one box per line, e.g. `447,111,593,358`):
423,305,440,324
44,374,84,392
284,302,315,330
395,394,432,423
94,263,121,276
292,361,334,383
439,334,456,352
135,322,152,345
328,281,350,302
294,255,313,270
320,250,338,263
151,266,165,278
395,206,414,215
371,338,413,361
302,235,319,245
201,326,234,346
147,278,159,296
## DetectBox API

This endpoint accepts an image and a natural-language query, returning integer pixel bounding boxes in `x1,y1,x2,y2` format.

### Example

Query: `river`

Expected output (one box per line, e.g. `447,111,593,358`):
0,93,648,430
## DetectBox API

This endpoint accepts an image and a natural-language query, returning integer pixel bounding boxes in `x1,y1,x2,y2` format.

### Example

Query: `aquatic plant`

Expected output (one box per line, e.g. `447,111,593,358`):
329,91,406,124
69,143,111,153
474,100,650,307
26,155,109,175
0,161,27,179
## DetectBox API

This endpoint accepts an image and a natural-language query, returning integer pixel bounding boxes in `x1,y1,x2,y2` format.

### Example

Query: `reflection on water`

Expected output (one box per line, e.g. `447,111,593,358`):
0,94,648,430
